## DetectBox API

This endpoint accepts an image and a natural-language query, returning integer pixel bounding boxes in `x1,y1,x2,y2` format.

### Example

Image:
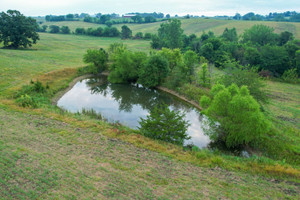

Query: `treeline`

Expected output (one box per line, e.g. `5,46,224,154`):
151,19,300,78
127,12,165,18
44,13,167,26
232,11,300,22
37,24,153,40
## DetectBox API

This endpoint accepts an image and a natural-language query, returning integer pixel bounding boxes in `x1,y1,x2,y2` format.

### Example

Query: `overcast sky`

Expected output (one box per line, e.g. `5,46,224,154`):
0,0,299,17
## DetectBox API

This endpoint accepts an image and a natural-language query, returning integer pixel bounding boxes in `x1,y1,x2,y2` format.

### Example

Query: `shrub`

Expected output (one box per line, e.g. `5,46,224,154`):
139,103,190,145
49,25,60,33
16,94,38,108
75,28,86,35
60,26,70,34
281,68,299,83
200,84,271,148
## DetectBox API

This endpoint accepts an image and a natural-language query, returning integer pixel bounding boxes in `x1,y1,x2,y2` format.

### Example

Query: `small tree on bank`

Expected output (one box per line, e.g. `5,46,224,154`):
200,84,270,148
139,103,190,145
83,48,108,73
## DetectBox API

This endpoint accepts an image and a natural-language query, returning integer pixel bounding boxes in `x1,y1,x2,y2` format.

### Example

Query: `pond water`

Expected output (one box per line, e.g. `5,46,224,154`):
57,76,210,148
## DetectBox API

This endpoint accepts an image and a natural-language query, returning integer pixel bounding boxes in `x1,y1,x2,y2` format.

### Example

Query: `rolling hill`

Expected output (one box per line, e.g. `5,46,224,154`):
43,18,300,39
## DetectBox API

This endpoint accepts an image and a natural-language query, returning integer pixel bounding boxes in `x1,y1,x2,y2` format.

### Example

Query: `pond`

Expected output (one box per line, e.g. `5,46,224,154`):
57,76,210,148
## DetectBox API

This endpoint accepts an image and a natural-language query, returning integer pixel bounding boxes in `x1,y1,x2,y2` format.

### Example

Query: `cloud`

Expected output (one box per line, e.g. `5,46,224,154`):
1,0,299,16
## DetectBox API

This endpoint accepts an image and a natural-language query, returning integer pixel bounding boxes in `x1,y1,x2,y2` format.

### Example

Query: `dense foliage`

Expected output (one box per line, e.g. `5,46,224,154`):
83,48,108,73
139,104,190,145
152,20,299,77
0,10,39,48
200,84,270,148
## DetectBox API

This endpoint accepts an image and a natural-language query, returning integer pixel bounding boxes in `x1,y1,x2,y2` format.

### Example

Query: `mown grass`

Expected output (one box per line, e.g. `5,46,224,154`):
1,106,299,199
44,18,300,38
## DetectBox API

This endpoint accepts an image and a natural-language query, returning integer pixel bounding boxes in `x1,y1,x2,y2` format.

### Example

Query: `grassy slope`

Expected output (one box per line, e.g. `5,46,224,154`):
0,33,150,97
1,107,299,199
44,19,300,39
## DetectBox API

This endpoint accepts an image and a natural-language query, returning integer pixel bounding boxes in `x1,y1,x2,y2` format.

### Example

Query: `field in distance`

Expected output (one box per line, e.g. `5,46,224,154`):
44,18,300,39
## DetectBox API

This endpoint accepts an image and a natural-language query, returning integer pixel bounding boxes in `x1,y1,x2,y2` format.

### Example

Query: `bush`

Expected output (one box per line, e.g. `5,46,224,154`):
60,26,70,34
281,68,299,83
139,103,190,145
75,28,86,35
16,94,38,108
49,25,60,33
200,84,271,148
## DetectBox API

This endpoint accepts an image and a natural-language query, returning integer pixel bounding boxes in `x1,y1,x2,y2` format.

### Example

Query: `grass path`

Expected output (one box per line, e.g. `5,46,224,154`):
1,107,299,199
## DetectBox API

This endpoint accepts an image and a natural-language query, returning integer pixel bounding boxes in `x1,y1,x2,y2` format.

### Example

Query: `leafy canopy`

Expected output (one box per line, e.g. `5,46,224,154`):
139,103,190,145
200,84,270,148
138,54,169,88
83,48,108,73
0,10,39,48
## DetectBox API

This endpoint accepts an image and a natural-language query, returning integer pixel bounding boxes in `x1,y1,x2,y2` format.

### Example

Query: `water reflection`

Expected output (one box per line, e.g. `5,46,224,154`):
57,76,210,148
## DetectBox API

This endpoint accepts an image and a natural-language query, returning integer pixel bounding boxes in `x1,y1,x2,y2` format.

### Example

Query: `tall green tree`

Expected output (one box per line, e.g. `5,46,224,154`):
156,19,184,49
138,55,169,88
121,25,132,39
0,10,39,48
108,47,147,83
242,24,278,46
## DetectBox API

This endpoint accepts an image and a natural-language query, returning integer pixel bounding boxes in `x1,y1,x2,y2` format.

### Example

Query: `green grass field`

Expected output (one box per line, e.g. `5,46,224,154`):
43,18,300,38
0,30,300,198
0,33,150,97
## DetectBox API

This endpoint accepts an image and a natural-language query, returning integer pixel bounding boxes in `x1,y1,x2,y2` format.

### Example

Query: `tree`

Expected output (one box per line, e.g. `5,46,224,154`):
0,10,39,48
83,48,108,73
60,26,70,34
156,19,184,49
66,14,74,20
278,31,294,46
200,84,270,148
218,65,268,103
121,25,132,39
49,25,60,33
183,50,198,82
166,14,170,19
75,28,86,35
222,28,238,42
131,15,143,23
138,55,169,88
108,47,147,83
145,16,156,23
139,103,190,145
242,24,278,46
134,32,143,39
198,63,210,87
260,45,290,76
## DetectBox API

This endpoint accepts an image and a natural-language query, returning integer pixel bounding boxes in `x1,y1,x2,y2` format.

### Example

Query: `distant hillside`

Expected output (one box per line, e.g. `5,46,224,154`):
43,19,300,39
